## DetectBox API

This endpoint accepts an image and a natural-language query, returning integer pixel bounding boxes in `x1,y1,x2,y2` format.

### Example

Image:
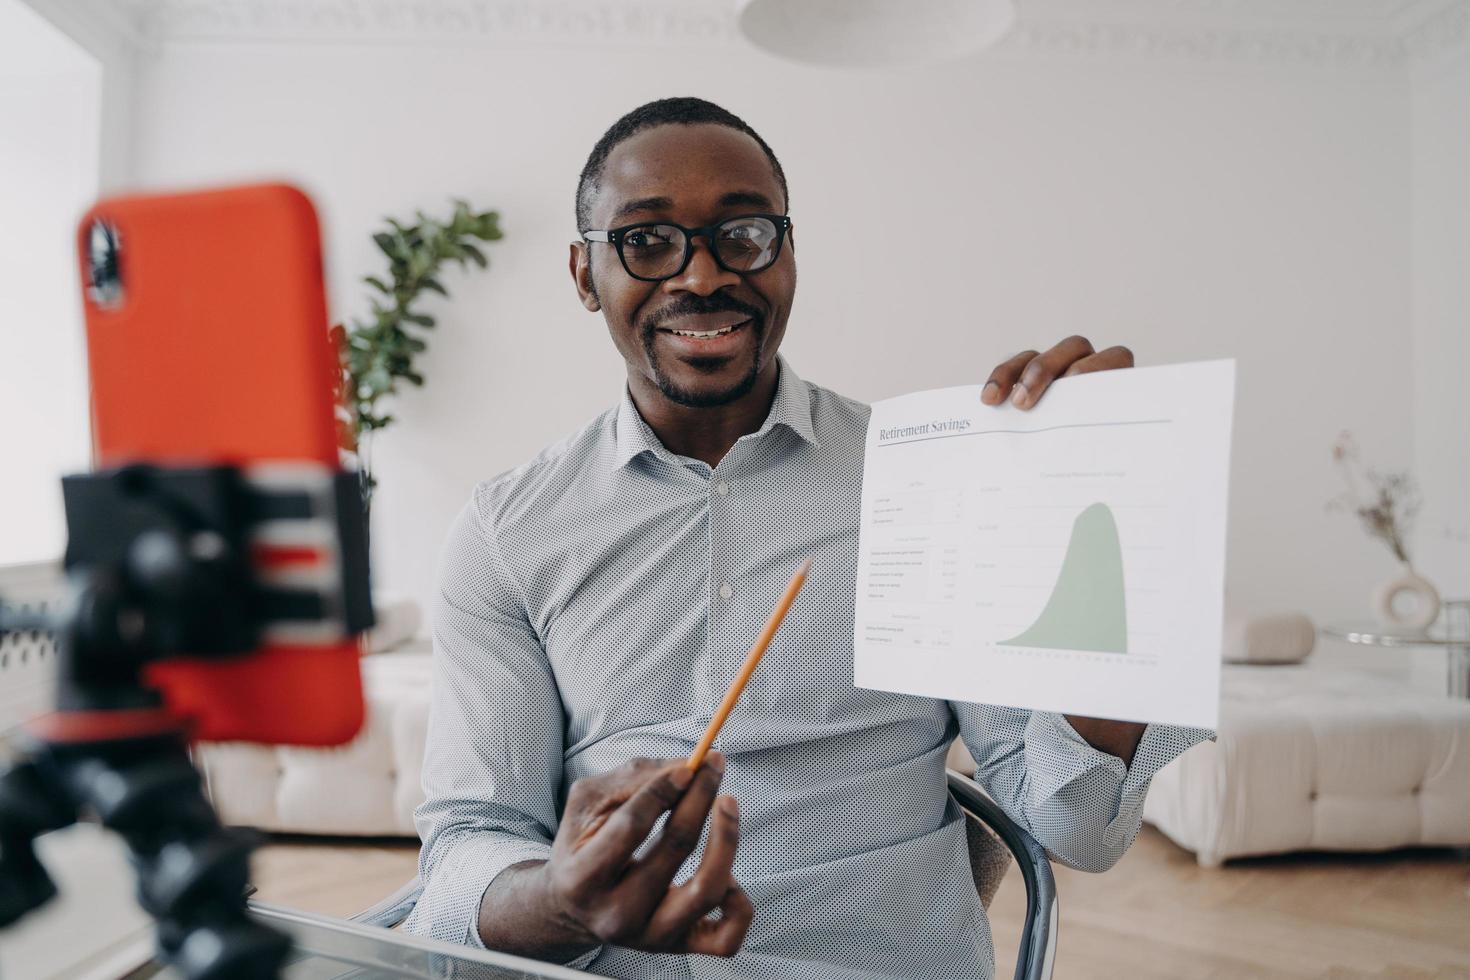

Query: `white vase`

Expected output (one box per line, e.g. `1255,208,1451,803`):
1372,563,1441,631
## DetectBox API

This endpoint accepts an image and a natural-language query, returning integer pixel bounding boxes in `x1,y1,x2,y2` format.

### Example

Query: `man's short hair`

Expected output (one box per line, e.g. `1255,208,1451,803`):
576,97,789,231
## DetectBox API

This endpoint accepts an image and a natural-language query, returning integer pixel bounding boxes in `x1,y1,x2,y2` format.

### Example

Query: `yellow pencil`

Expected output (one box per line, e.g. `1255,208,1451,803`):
687,558,812,770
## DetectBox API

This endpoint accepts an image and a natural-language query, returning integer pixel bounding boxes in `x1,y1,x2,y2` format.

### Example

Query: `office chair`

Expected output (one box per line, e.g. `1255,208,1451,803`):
348,769,1057,980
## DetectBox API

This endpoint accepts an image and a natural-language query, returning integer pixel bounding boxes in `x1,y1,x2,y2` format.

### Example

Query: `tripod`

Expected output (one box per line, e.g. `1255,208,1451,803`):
0,463,371,980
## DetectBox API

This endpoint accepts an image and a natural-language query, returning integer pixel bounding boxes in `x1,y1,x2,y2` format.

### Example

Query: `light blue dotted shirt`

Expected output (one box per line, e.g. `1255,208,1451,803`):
403,356,1213,978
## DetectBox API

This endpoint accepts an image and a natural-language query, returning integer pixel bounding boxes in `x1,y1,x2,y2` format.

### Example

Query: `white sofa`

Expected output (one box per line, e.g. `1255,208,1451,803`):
196,644,432,836
1143,662,1470,865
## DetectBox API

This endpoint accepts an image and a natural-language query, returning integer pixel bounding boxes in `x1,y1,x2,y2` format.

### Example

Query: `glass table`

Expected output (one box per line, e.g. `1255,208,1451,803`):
1322,599,1470,699
118,902,598,980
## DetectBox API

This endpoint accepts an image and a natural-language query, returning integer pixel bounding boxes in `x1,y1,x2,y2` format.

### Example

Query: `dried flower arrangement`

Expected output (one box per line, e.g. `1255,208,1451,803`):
1328,431,1421,565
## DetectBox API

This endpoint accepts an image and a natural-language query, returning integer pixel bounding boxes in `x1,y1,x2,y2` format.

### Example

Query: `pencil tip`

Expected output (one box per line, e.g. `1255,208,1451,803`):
797,558,813,576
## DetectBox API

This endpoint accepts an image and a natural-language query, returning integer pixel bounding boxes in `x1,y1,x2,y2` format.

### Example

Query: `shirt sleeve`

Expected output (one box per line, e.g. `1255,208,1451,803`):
401,494,600,969
951,702,1213,872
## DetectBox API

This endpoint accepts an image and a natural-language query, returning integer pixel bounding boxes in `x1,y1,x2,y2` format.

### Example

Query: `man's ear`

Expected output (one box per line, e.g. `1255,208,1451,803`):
569,242,600,312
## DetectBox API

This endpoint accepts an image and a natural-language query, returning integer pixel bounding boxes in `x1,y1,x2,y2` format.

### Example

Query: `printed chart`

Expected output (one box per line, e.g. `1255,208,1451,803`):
999,502,1128,655
854,361,1235,727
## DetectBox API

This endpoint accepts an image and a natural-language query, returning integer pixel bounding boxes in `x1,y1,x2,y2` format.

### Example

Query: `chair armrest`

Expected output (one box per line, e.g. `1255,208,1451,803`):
946,769,1058,980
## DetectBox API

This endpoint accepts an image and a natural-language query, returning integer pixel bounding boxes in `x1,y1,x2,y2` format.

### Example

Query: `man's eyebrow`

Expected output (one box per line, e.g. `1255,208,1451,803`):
608,190,781,225
610,196,674,223
719,190,777,212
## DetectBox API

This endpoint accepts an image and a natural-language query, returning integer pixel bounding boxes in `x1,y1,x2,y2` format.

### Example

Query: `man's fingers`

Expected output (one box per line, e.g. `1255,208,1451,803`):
695,795,741,883
984,338,1133,409
638,794,742,948
563,758,670,845
981,350,1038,406
1061,345,1134,377
623,755,725,891
682,884,755,958
1013,335,1094,409
574,763,694,879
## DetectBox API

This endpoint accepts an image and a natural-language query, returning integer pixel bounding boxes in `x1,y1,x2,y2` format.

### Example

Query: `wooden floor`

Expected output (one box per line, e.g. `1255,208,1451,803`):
251,827,1470,978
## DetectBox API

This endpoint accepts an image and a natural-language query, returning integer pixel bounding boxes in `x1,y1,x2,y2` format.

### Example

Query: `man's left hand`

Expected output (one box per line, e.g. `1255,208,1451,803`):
979,334,1147,765
980,335,1134,410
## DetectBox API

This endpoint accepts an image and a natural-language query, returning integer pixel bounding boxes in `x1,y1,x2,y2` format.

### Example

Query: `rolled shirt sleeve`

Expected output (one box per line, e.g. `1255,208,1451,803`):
402,494,595,965
952,702,1213,872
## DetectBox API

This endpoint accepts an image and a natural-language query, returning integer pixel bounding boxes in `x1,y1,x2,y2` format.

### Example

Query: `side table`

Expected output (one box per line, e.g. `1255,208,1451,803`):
1322,598,1470,699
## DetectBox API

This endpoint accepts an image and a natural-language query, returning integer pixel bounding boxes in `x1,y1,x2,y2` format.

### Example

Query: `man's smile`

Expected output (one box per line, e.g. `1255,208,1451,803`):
653,312,755,355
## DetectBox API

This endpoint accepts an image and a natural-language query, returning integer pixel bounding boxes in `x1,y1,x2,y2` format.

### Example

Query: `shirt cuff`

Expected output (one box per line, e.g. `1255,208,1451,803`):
1033,712,1214,806
402,833,552,949
451,838,605,970
1117,720,1215,802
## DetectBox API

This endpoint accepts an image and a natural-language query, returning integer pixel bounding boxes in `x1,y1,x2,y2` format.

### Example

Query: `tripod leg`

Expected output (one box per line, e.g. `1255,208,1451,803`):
0,756,75,926
62,734,290,980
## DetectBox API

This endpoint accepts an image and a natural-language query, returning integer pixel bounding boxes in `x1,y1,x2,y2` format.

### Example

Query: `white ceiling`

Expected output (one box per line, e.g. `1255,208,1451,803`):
0,0,98,75
64,0,1470,70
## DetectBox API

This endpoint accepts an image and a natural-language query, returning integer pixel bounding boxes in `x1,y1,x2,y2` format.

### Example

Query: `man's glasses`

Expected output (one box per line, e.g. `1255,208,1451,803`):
581,213,792,283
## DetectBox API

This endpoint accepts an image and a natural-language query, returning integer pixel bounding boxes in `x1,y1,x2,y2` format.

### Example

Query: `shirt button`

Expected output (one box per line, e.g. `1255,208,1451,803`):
719,582,734,600
715,481,730,496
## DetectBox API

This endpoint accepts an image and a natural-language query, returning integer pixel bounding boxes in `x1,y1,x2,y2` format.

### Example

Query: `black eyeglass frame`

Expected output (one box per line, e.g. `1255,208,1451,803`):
580,213,793,283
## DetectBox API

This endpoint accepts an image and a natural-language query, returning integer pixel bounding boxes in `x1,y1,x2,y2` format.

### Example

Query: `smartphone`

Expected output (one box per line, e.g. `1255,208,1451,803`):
75,183,365,746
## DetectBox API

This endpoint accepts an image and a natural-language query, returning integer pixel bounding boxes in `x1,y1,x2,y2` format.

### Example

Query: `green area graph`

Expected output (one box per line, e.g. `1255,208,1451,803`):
999,502,1128,654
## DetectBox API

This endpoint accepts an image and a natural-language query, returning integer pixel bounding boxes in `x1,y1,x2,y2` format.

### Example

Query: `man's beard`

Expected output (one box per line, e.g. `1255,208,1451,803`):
639,297,766,408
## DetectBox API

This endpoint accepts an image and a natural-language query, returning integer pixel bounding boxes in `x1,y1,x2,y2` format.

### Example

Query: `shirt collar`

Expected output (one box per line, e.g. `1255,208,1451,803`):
613,354,818,470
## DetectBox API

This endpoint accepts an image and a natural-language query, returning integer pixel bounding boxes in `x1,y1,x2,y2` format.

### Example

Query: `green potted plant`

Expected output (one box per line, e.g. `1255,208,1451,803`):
331,200,502,517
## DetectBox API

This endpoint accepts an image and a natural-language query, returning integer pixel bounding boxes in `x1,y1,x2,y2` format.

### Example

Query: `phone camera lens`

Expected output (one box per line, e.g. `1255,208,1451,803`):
86,218,124,309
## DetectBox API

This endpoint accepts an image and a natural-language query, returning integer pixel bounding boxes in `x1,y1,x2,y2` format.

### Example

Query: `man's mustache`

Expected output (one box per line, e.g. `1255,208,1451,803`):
641,294,765,336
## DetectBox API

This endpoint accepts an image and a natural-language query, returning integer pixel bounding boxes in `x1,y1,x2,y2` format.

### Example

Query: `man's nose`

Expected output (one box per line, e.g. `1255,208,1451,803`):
663,237,740,296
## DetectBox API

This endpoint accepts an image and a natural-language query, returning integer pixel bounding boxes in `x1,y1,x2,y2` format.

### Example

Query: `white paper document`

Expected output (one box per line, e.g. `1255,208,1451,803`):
854,360,1235,728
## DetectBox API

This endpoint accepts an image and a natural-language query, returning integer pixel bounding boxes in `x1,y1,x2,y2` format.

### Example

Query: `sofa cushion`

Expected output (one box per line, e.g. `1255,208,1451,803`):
1221,609,1316,664
1143,663,1470,865
197,646,431,836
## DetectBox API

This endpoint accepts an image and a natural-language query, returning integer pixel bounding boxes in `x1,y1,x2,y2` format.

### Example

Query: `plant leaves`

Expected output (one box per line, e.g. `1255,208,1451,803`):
373,232,399,259
345,198,503,448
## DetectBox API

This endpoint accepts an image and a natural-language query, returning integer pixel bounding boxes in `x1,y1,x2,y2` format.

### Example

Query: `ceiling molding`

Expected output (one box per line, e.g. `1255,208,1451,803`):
91,0,1470,71
1402,0,1470,66
108,0,738,46
995,19,1407,71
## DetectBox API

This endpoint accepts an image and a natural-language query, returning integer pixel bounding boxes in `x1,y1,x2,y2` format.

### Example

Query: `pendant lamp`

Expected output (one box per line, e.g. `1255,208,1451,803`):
735,0,1018,68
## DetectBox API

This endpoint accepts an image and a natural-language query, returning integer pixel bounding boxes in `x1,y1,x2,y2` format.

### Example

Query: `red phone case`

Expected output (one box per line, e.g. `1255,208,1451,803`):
76,184,364,746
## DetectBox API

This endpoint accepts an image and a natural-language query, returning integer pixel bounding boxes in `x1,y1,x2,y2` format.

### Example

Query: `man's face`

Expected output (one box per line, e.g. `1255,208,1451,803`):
571,124,795,409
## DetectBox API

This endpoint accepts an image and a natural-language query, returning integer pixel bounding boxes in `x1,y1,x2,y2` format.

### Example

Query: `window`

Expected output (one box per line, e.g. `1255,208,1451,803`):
0,0,101,565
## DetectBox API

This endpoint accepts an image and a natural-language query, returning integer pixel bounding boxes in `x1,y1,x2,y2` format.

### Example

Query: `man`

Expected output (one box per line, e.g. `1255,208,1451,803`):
402,97,1212,978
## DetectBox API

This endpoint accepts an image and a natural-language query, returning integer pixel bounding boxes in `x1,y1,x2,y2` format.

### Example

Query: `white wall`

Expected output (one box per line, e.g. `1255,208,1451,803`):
126,38,1417,625
0,0,101,565
18,0,138,191
1411,50,1470,603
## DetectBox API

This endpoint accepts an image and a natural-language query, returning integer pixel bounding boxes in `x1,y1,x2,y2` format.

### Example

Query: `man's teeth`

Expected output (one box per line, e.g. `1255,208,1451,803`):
668,322,742,338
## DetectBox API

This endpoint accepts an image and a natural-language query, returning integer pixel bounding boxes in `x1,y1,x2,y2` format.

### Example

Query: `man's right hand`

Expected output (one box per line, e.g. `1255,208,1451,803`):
476,754,752,962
